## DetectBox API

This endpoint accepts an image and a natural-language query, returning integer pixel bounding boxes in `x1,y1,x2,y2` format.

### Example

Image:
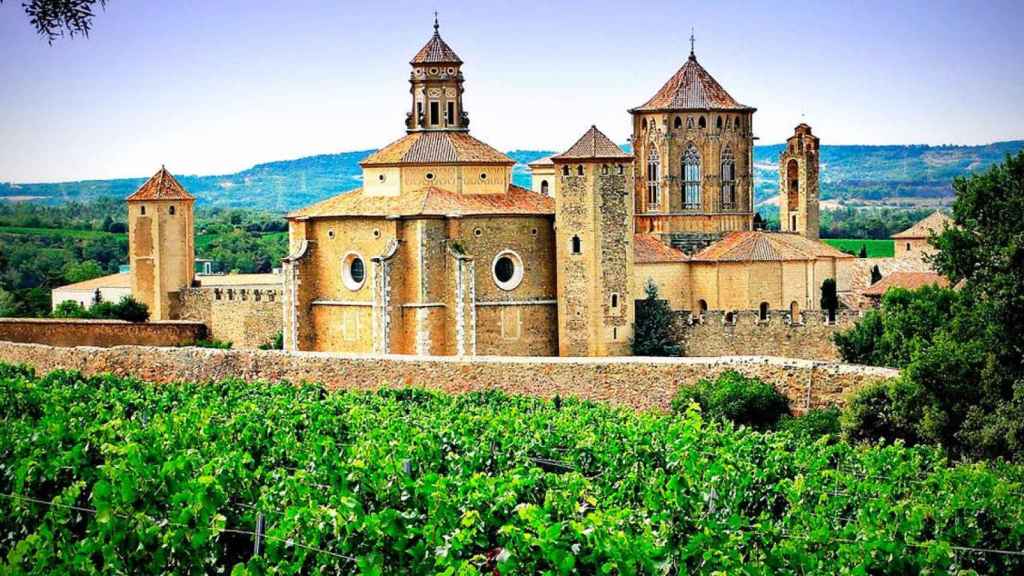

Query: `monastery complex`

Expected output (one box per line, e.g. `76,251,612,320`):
50,21,950,358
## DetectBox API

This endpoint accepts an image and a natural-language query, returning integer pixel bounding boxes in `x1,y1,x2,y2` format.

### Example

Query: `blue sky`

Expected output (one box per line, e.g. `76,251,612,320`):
1,0,1022,183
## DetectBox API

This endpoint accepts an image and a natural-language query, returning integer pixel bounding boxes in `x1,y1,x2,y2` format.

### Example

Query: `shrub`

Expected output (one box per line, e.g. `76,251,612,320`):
779,407,842,439
52,299,89,318
841,378,923,445
632,281,681,356
50,296,149,322
673,370,791,430
191,338,233,349
258,331,284,350
110,296,150,322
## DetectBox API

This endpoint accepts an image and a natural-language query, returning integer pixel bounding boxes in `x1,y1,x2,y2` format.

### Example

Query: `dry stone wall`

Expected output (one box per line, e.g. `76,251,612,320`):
0,341,897,414
0,319,205,348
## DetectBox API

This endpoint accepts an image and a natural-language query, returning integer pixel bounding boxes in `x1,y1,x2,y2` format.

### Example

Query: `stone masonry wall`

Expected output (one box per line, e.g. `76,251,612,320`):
177,287,283,349
0,341,897,414
0,319,205,348
675,309,860,361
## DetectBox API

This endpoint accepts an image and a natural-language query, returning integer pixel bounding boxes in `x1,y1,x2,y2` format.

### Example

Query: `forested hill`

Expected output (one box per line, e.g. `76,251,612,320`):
2,141,1021,212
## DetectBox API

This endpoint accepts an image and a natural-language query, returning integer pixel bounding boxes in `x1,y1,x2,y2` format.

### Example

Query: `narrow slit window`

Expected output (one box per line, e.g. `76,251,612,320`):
430,101,439,125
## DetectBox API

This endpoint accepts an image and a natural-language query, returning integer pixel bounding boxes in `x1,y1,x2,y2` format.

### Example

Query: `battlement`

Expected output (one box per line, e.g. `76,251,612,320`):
176,286,284,349
672,307,858,361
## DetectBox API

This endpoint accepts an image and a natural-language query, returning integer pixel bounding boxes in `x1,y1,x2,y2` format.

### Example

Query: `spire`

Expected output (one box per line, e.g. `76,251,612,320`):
433,10,439,34
689,27,696,59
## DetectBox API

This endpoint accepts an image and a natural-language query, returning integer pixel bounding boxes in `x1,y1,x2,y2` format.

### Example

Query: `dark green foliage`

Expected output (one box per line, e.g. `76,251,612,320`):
190,338,233,350
672,370,791,431
858,244,868,258
51,295,149,322
820,278,838,320
0,0,106,43
870,264,883,284
2,365,1023,573
631,281,681,356
258,331,284,350
778,407,841,439
836,152,1024,461
841,379,923,444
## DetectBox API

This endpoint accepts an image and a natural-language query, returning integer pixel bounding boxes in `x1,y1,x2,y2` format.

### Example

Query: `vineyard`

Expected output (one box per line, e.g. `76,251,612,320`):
2,364,1023,574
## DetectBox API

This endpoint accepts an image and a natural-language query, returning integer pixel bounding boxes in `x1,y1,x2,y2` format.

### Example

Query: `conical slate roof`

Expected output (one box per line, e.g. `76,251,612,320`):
553,125,632,161
631,53,753,112
126,166,194,201
411,20,462,64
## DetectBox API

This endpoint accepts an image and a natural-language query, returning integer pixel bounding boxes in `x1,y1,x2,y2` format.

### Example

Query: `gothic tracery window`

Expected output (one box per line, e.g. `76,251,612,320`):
646,148,660,207
720,145,736,209
683,144,701,210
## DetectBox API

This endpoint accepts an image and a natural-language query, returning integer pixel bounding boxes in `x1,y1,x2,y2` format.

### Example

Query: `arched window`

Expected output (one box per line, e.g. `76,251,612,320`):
790,301,800,321
720,145,736,209
687,117,695,129
674,116,682,129
577,165,584,176
641,118,647,130
698,116,707,129
759,302,769,321
601,164,609,175
571,235,582,255
562,165,570,176
646,148,660,207
716,115,723,130
169,205,176,215
725,116,732,130
682,144,701,210
735,116,742,131
698,299,708,314
617,164,624,175
540,180,549,196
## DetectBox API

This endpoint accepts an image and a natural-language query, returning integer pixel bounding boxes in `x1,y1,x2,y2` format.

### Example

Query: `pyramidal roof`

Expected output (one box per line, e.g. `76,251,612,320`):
891,211,953,239
360,131,513,166
411,18,462,64
631,52,753,113
126,166,194,201
553,125,632,161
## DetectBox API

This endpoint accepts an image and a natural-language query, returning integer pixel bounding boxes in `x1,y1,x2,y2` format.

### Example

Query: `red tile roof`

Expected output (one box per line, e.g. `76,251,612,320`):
631,54,754,113
287,185,553,219
692,231,854,262
411,24,462,64
553,125,632,161
634,234,689,263
361,132,513,166
862,272,949,297
126,167,194,201
891,211,953,239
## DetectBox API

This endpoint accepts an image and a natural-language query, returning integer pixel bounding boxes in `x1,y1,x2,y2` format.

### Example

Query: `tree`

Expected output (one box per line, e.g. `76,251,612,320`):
870,265,883,285
0,0,107,44
0,287,17,317
820,278,838,321
632,281,681,356
858,244,868,258
63,260,104,284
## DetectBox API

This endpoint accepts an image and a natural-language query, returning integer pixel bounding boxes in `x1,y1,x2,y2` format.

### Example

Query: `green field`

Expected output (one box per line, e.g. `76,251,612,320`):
2,364,1022,574
824,238,895,258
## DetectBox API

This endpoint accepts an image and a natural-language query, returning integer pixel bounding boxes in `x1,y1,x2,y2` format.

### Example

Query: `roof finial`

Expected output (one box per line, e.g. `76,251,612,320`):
689,27,695,58
433,11,439,34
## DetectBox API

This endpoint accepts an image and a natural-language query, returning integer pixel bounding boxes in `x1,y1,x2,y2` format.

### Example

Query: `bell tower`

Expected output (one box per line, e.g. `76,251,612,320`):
126,166,195,320
406,15,468,132
779,123,820,240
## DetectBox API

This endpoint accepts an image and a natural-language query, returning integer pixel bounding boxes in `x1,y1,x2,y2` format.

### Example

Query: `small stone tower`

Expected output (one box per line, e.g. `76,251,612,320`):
406,15,468,132
779,123,820,240
126,166,195,320
552,126,635,356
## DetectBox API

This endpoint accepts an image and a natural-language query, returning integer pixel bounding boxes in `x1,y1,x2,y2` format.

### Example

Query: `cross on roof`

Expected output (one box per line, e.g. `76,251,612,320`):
690,27,695,56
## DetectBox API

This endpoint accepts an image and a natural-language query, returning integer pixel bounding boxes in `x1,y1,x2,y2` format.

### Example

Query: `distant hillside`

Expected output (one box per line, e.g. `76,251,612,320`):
2,141,1021,212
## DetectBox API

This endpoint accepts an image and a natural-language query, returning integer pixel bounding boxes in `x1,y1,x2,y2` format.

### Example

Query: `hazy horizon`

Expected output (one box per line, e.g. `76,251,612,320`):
2,0,1023,183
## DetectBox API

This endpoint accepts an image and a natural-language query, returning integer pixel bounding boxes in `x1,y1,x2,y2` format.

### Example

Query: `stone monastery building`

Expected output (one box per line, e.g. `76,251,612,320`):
105,20,855,357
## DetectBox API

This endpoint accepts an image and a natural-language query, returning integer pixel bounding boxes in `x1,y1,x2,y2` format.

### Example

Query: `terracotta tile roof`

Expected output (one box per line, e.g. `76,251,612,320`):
553,126,632,161
126,167,194,201
840,256,935,310
54,272,131,291
198,273,283,287
862,271,949,296
692,231,854,262
631,54,754,113
634,234,689,263
287,185,553,219
527,155,554,167
361,132,514,166
410,25,462,64
891,211,953,239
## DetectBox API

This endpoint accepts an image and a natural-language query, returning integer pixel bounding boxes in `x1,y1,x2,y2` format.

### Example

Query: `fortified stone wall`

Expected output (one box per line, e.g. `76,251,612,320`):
0,341,897,414
0,319,205,348
675,309,859,361
177,287,283,349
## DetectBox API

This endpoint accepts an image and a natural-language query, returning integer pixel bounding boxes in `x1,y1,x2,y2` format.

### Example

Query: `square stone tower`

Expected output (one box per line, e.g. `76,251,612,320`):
552,126,635,356
779,123,820,240
126,166,195,320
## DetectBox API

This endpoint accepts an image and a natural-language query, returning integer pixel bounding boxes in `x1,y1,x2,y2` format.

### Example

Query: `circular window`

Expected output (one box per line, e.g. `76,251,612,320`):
530,228,538,236
429,67,439,75
473,227,482,237
425,172,435,181
372,228,381,239
327,229,335,240
479,172,487,181
342,252,366,291
492,250,524,291
447,67,456,75
378,174,386,182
